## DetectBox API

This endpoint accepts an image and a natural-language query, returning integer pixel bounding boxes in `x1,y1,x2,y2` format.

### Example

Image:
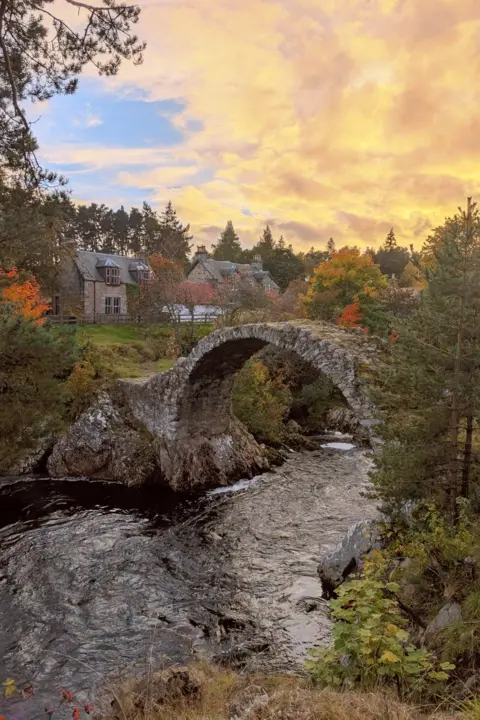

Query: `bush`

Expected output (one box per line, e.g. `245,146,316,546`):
66,359,97,415
307,556,454,698
232,359,292,444
0,305,78,470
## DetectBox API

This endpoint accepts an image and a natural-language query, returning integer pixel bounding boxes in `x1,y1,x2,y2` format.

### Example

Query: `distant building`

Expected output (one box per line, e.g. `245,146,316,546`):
52,248,151,322
187,246,280,293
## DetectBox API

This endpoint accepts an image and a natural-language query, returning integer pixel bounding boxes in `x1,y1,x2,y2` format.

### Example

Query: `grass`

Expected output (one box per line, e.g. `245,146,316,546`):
103,663,460,720
75,323,213,380
76,324,146,345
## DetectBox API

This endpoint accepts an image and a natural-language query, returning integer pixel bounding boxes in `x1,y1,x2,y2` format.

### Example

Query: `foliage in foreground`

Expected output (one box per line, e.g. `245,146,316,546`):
0,305,78,471
307,554,454,699
102,662,456,720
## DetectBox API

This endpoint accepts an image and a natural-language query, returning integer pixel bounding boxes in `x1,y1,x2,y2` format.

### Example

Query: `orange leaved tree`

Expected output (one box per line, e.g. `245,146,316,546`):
336,300,363,328
0,268,50,324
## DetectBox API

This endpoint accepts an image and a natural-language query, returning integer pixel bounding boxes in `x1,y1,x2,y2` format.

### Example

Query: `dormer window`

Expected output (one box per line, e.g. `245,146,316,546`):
105,267,120,285
139,270,149,284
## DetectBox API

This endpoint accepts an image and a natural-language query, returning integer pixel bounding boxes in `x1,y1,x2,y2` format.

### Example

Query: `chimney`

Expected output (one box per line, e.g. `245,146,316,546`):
251,253,263,271
195,245,209,262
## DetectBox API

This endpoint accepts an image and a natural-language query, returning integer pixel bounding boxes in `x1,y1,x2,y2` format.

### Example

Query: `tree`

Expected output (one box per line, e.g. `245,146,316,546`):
384,227,397,251
375,228,410,279
157,201,192,266
299,247,329,277
0,0,145,186
0,176,73,287
303,246,388,322
327,237,336,256
0,304,78,471
141,202,162,256
0,267,50,323
212,221,244,262
336,300,363,329
372,199,480,519
266,236,304,290
112,206,130,255
128,207,143,254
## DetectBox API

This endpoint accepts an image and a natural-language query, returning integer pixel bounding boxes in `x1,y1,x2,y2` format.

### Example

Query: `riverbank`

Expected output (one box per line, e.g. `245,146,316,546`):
0,440,376,716
100,662,459,720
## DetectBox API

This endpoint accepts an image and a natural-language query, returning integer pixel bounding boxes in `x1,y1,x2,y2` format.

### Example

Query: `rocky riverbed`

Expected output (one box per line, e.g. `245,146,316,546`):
0,437,377,718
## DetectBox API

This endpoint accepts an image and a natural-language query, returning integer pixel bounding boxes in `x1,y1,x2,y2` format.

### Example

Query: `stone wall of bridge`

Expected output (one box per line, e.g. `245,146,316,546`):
48,321,382,491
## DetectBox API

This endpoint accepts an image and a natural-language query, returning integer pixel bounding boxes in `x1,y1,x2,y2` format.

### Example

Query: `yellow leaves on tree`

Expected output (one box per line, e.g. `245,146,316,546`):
0,268,50,324
303,246,387,320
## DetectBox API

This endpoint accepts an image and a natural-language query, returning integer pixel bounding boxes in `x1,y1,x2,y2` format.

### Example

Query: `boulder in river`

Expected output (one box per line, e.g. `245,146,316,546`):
318,519,383,597
47,392,158,486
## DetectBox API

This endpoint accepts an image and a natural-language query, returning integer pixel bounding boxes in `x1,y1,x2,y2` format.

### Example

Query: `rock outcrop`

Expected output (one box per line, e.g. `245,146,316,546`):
318,519,383,597
47,393,157,487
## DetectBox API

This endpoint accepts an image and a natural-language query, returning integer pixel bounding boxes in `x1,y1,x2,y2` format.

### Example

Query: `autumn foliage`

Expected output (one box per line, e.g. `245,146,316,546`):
0,268,50,324
336,300,362,328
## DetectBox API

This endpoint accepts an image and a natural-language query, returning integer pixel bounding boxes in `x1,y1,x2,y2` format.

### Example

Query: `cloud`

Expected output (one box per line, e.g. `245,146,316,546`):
36,0,480,251
72,104,103,129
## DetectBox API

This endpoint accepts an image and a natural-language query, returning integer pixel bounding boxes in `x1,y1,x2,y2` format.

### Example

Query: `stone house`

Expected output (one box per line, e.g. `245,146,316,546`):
187,246,280,293
52,248,151,322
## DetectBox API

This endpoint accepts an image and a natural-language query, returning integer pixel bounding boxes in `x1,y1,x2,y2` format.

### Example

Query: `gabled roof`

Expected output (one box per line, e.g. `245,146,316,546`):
75,250,151,284
189,257,280,290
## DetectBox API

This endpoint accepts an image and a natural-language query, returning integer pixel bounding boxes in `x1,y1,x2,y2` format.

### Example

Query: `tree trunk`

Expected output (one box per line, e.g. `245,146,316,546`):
461,410,474,498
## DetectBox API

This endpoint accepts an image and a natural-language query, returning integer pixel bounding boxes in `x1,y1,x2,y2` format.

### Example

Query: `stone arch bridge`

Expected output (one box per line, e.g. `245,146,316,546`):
48,321,382,490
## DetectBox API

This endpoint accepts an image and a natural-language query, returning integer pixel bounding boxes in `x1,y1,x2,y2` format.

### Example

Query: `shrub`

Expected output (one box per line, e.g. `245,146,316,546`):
0,305,78,470
307,556,454,698
232,359,292,444
66,359,97,415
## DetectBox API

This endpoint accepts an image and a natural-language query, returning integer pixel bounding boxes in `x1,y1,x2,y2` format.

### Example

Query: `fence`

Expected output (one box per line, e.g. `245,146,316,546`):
46,305,224,326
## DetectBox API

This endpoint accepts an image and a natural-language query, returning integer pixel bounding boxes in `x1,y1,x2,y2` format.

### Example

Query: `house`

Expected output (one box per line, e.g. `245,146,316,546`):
187,246,280,293
52,248,151,322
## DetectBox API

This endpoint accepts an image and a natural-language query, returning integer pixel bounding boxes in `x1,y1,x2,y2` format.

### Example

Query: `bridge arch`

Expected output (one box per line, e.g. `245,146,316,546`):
122,322,379,491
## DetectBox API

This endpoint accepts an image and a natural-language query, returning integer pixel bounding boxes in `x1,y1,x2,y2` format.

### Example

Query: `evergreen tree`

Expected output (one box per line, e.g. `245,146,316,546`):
375,228,410,279
0,0,145,187
0,304,78,471
384,227,397,251
112,206,130,255
157,201,192,266
327,237,336,256
372,199,480,518
141,202,162,256
212,221,244,262
128,207,144,255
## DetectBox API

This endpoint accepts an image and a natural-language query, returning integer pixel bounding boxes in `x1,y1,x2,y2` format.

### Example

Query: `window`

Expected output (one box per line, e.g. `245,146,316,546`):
105,267,120,285
105,297,121,314
138,270,149,284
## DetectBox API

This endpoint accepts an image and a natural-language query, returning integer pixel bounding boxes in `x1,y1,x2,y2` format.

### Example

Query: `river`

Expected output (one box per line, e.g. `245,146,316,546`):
0,437,376,718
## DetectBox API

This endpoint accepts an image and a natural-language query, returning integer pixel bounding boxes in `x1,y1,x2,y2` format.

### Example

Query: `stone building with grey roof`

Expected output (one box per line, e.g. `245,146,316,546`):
52,248,151,322
187,246,280,293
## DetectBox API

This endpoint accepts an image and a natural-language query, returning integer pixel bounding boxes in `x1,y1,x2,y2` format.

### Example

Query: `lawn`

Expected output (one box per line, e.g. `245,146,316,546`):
75,323,213,379
76,324,145,345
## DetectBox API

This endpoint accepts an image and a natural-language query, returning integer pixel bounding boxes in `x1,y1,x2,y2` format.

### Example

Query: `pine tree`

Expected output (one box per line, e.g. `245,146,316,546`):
372,199,480,518
0,0,145,187
157,201,192,266
212,221,244,262
112,206,130,255
375,228,410,279
327,238,336,256
384,228,397,251
128,207,143,255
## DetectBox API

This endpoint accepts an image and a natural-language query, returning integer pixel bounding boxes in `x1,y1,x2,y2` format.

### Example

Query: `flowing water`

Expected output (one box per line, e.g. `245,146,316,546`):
0,437,376,718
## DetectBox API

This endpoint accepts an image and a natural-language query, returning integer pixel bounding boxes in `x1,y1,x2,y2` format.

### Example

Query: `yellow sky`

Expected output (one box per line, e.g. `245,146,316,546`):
51,0,480,251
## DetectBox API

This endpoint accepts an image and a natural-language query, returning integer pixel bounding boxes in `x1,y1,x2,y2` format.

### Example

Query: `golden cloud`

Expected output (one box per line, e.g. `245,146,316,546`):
45,0,480,251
